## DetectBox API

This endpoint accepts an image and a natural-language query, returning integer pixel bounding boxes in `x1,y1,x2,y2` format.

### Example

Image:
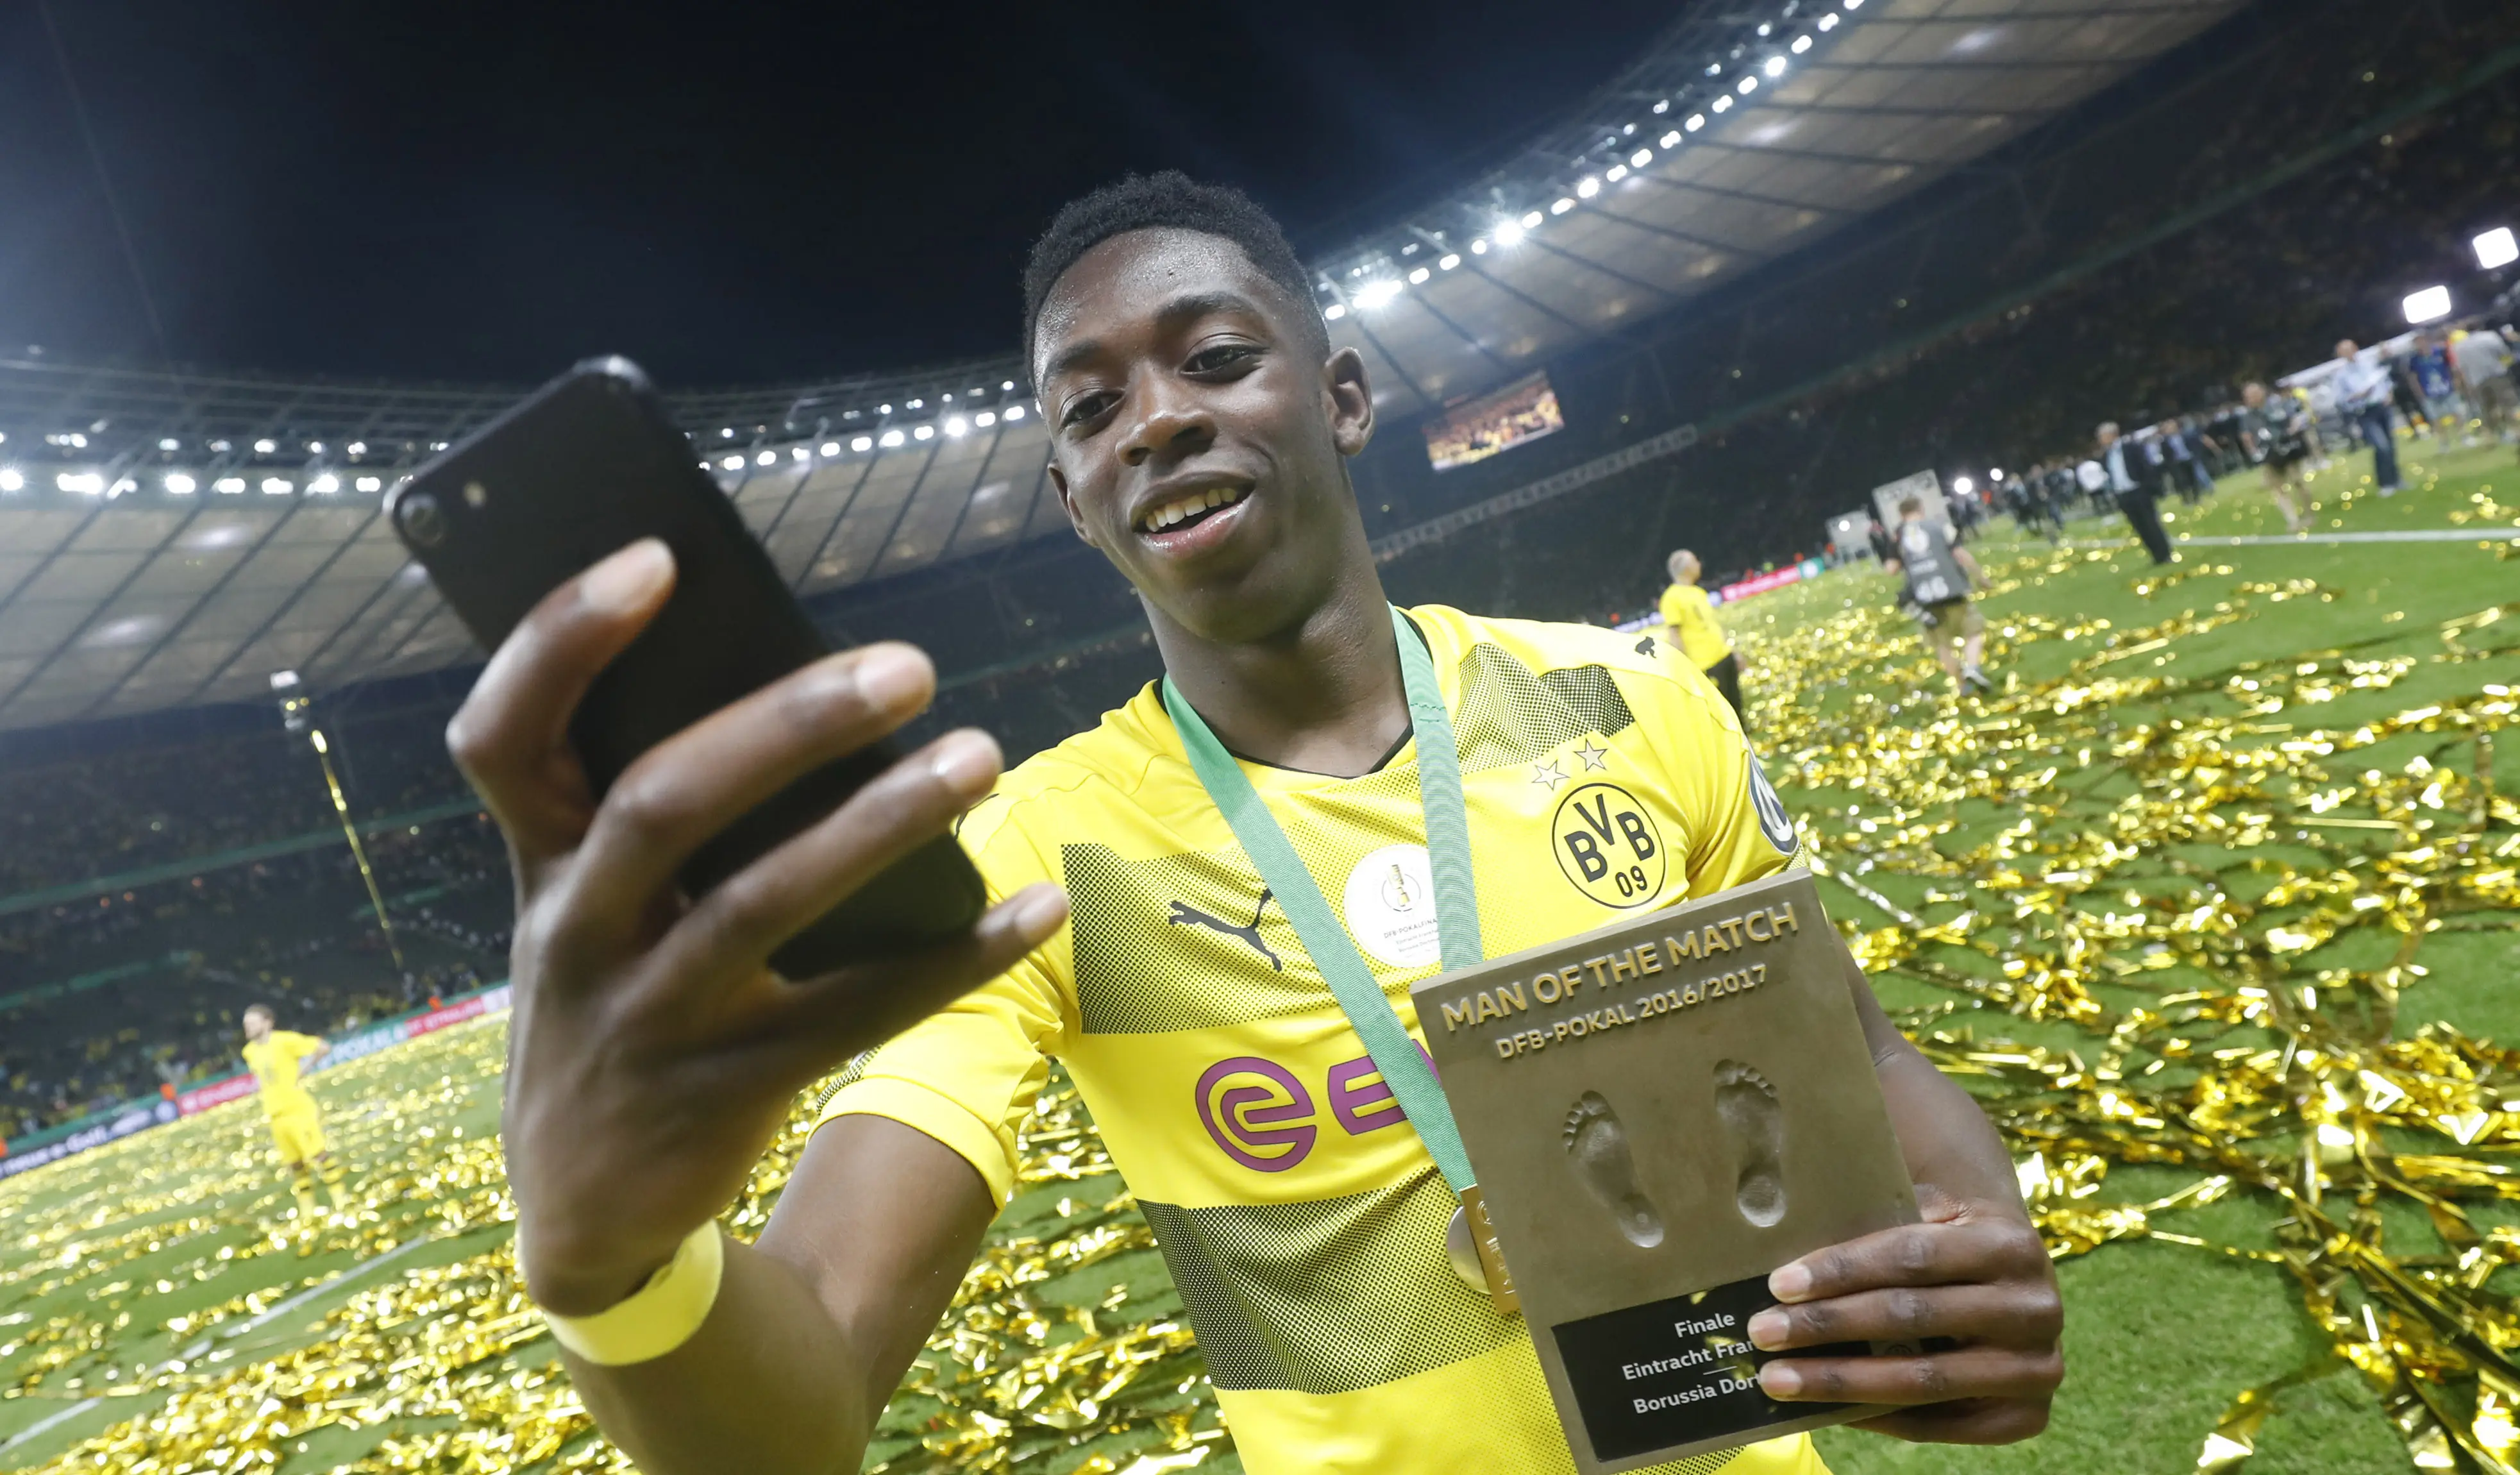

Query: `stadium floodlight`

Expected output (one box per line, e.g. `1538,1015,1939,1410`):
270,670,299,690
1953,476,1974,495
1354,278,1404,310
1764,56,1786,76
791,445,810,461
253,438,277,455
1686,113,1706,131
880,429,906,448
1520,210,1543,230
1844,0,1862,9
355,475,383,492
0,468,21,492
976,411,997,428
1550,197,1575,215
1819,12,1838,28
310,474,340,494
1323,302,1348,320
262,477,292,495
215,476,246,493
879,403,893,414
1606,164,1629,183
1660,130,1681,148
1714,96,1733,113
348,441,367,456
1407,266,1430,284
1991,468,2005,482
308,441,326,454
1002,380,1016,391
852,435,874,451
164,472,197,495
820,440,842,457
720,427,735,437
908,398,925,410
1438,253,1461,270
755,451,776,466
1740,75,1760,92
945,416,970,437
1575,176,1600,199
721,455,743,470
158,437,180,451
1005,405,1025,421
913,425,934,441
2477,227,2519,269
1791,34,1812,52
1470,239,1490,255
1491,219,1523,248
1652,99,1669,114
59,471,104,494
1631,148,1652,167
2404,285,2452,324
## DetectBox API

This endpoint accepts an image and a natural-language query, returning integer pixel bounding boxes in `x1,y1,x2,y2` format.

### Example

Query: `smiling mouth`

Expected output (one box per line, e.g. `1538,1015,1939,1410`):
1136,484,1249,535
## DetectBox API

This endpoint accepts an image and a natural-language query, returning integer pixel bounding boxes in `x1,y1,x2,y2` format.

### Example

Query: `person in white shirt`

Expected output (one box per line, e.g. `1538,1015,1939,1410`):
2328,339,2403,494
2452,327,2519,441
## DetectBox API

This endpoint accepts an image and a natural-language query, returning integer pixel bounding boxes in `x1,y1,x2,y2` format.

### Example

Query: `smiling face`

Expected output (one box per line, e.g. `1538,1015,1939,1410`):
1032,228,1374,645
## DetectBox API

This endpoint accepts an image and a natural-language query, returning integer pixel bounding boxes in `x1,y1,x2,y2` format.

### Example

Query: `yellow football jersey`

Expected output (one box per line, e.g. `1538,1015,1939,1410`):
1657,582,1732,671
822,605,1815,1475
242,1029,325,1117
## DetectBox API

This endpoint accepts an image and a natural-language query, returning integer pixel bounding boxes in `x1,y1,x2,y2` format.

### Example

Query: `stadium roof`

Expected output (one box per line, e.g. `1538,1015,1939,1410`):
0,0,2244,734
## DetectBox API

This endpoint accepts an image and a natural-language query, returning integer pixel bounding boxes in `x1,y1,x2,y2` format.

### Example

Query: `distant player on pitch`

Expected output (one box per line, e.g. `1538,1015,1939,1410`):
1658,548,1744,720
240,1005,349,1220
1894,496,1993,693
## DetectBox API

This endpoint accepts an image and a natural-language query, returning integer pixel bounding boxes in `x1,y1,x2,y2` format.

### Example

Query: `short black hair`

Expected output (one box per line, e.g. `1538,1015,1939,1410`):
1022,171,1324,367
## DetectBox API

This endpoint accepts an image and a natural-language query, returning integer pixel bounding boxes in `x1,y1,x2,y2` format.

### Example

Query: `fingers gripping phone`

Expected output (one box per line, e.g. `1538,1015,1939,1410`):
389,357,987,975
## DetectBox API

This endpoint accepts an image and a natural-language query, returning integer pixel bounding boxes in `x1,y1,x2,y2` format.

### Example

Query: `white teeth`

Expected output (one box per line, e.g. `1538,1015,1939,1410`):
1141,485,1246,533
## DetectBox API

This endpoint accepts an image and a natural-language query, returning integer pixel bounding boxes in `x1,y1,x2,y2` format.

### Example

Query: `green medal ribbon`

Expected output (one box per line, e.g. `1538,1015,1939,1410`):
1161,605,1483,1195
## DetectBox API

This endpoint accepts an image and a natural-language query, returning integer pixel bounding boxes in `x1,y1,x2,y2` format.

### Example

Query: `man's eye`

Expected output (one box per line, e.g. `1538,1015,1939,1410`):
1062,394,1114,428
1188,344,1256,373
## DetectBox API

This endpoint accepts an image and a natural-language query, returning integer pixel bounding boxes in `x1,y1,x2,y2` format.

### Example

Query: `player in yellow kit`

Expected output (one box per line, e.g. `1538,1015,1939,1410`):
1658,549,1742,721
240,1004,348,1219
453,173,2061,1475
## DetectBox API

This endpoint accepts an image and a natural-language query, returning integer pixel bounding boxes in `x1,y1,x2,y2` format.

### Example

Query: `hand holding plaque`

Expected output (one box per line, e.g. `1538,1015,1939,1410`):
1411,870,1926,1472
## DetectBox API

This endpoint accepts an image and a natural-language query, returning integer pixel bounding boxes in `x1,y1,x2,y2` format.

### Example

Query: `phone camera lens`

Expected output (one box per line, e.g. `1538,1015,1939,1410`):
397,491,448,548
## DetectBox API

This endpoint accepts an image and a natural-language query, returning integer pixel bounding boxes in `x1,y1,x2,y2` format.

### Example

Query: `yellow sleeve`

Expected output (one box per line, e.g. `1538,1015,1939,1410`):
284,1031,325,1060
1657,583,1686,627
813,794,1072,1210
1625,661,1799,897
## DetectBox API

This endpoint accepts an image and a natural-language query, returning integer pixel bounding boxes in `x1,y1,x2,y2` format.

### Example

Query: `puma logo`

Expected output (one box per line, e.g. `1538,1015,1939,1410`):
1167,889,1282,970
1634,636,1658,657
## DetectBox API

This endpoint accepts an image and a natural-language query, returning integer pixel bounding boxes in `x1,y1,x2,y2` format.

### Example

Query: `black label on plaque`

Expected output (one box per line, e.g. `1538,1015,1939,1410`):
1549,1272,1867,1462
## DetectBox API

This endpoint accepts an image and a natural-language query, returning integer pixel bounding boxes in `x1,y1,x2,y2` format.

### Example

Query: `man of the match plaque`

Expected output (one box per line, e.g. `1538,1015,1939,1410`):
1411,870,1920,1474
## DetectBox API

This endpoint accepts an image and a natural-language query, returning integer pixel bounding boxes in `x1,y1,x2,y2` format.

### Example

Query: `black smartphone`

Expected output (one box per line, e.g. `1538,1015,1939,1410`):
387,356,988,975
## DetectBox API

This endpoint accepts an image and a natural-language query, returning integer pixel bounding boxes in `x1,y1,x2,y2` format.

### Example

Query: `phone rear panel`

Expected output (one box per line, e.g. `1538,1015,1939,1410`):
393,359,985,970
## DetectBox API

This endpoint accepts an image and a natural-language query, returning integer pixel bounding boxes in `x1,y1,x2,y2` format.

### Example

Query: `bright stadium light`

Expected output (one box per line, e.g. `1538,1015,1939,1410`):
1740,75,1760,93
1791,34,1812,52
1408,266,1430,284
308,441,325,454
1004,405,1025,421
945,416,970,436
348,441,367,455
1550,197,1575,215
1652,99,1669,114
59,471,104,494
1323,302,1348,319
0,468,21,492
1438,253,1460,270
158,437,179,451
1492,219,1524,247
355,475,383,492
1990,468,2006,482
878,403,893,414
2403,285,2452,323
1354,278,1404,310
1764,56,1786,76
1002,380,1016,391
1686,113,1706,130
2477,227,2519,269
1819,12,1838,28
975,412,996,428
1470,238,1489,255
1575,176,1600,199
852,435,875,451
164,472,197,495
262,477,292,495
754,450,775,466
880,429,906,448
1660,130,1681,148
215,476,246,494
1520,210,1543,229
1606,164,1629,183
1953,476,1974,495
253,439,276,454
789,445,809,461
907,398,925,409
309,474,340,494
1631,148,1652,167
1845,0,1863,10
820,440,842,456
912,425,934,441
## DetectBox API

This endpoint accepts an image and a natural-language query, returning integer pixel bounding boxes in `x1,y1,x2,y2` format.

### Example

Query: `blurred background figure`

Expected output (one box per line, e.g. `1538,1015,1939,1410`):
1659,549,1745,722
2329,339,2404,494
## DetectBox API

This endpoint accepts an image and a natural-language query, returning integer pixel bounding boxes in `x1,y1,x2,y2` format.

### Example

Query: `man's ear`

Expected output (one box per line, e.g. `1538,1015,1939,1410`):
1048,463,1098,547
1325,346,1374,458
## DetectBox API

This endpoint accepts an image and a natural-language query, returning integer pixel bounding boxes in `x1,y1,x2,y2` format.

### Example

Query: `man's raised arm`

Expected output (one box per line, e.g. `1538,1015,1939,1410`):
446,537,1067,1474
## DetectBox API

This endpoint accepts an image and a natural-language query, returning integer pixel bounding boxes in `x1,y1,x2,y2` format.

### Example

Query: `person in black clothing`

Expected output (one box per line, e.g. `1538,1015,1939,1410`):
2097,421,2174,564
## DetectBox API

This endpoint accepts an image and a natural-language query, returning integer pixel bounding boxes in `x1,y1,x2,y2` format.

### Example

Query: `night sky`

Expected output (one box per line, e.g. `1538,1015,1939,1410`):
0,1,1683,387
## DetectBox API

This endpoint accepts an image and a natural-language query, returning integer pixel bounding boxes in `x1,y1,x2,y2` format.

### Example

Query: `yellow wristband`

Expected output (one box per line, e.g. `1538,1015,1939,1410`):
540,1222,725,1367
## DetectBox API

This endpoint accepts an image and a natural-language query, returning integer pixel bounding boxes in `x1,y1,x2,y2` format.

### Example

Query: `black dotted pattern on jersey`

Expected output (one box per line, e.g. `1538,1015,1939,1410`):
1066,842,1333,1036
1452,642,1636,773
1135,1170,1522,1395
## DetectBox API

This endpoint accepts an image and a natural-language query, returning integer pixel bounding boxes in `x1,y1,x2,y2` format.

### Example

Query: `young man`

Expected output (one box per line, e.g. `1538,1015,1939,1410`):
239,1004,348,1219
2328,339,2403,495
1658,548,1743,721
2239,382,2309,534
2095,421,2172,565
453,174,2058,1475
1892,496,1993,695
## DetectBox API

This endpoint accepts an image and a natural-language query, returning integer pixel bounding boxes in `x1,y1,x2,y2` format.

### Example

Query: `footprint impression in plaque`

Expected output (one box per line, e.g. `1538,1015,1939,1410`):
1563,1090,1665,1248
1713,1059,1786,1228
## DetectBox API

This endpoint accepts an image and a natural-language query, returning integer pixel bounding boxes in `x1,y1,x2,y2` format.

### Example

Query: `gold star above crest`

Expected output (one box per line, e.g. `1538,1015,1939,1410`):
1574,739,1609,771
1530,759,1568,791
